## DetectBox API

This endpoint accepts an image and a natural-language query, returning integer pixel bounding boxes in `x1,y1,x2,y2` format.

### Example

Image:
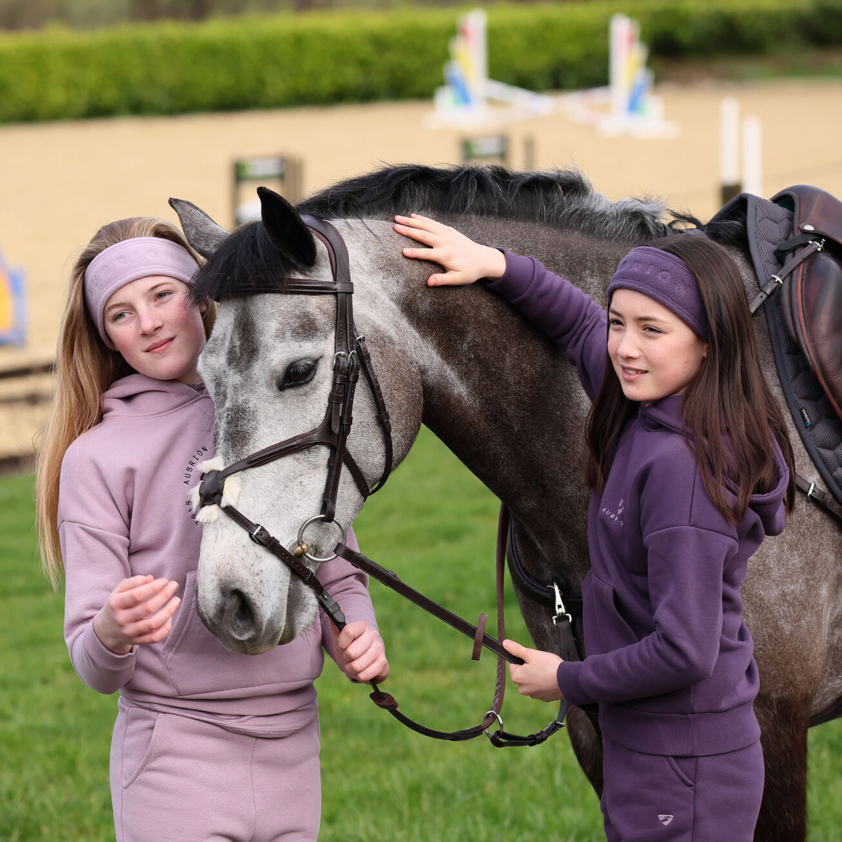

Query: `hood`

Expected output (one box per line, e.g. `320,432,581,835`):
737,439,789,534
101,373,207,421
639,394,789,534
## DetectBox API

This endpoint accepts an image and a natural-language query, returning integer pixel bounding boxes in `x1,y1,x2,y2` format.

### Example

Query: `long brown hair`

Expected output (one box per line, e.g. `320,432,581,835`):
586,235,795,524
35,217,215,588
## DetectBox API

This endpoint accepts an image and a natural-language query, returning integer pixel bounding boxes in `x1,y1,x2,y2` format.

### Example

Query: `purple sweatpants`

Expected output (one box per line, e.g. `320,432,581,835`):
600,735,764,842
110,701,322,841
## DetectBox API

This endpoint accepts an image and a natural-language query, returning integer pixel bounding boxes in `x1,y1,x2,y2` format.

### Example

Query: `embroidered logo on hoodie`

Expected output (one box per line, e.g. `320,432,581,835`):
601,496,625,526
183,444,210,525
658,815,674,826
182,445,210,486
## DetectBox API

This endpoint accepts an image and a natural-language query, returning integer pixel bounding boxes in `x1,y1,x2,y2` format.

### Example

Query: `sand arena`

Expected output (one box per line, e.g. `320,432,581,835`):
2,78,842,463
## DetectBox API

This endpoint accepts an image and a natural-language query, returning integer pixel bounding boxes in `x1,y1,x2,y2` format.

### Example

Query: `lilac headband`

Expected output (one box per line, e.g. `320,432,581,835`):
608,246,708,342
606,246,709,341
84,237,200,349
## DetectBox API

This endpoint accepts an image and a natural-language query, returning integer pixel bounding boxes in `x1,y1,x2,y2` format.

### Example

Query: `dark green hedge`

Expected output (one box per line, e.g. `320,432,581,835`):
0,0,839,123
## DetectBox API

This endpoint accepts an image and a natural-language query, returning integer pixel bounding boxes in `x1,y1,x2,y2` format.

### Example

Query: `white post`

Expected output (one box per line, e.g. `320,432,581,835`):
742,115,763,197
719,98,741,203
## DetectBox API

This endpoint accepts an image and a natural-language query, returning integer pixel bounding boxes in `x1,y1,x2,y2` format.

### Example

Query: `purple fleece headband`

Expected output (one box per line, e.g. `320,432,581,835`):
607,246,709,341
84,237,200,349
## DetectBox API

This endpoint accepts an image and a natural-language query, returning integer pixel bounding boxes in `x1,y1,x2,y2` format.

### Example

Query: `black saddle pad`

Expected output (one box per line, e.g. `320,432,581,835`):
709,194,842,507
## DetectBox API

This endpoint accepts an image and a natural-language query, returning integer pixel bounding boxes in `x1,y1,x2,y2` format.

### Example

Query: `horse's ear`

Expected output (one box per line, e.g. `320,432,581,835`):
258,186,317,267
168,198,230,259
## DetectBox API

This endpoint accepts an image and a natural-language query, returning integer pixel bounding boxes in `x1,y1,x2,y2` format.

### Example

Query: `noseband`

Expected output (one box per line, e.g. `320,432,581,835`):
196,216,572,747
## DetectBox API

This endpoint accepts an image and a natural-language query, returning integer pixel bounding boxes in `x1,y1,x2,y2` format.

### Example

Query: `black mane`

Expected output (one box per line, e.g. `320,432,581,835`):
195,164,693,301
298,163,672,241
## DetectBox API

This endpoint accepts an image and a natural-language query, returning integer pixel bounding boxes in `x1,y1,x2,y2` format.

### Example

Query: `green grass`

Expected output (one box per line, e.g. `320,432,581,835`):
1,428,840,840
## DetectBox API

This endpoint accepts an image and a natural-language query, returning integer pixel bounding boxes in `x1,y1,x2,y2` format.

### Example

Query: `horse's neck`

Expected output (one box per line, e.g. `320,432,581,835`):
354,218,626,536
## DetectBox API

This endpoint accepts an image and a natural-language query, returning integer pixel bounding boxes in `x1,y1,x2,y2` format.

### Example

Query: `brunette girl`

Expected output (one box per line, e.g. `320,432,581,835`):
395,213,794,842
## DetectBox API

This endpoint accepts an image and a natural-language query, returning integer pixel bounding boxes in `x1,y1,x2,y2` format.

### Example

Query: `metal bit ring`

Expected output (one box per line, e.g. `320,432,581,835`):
295,515,347,563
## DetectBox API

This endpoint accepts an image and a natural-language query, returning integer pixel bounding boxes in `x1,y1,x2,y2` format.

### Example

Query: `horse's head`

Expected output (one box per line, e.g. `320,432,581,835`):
171,189,421,653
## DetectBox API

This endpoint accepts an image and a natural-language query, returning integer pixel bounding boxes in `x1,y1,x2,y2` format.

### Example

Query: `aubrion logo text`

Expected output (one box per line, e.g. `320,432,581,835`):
183,444,210,526
601,497,625,526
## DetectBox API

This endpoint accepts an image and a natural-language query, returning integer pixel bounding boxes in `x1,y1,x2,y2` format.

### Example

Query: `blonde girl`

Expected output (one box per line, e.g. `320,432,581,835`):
37,216,388,842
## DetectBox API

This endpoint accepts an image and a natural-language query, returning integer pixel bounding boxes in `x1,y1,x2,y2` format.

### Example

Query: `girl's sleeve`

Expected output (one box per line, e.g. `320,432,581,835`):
316,526,379,667
484,251,608,400
59,442,139,695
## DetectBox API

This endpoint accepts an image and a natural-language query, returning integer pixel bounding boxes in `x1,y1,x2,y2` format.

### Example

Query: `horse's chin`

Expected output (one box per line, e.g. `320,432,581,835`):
276,623,301,647
219,634,280,656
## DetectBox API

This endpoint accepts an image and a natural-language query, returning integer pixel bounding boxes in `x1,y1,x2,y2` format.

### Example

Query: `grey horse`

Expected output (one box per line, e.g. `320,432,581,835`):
172,165,841,842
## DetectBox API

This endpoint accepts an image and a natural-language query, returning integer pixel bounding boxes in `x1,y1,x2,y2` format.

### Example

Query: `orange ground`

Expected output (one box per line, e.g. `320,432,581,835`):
2,78,842,458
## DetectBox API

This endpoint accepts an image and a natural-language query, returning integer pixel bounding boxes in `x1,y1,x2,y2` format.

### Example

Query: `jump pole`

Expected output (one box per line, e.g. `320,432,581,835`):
426,8,553,129
561,13,678,137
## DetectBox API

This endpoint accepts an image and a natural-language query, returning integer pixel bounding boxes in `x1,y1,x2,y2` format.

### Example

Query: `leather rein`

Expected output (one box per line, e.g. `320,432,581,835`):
196,216,577,746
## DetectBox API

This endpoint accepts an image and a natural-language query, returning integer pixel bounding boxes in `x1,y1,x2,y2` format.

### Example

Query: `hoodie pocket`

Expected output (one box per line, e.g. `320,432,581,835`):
161,571,322,697
589,573,639,650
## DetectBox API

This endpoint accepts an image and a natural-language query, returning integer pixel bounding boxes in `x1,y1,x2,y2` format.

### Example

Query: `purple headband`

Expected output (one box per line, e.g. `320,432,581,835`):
84,237,200,349
606,246,709,341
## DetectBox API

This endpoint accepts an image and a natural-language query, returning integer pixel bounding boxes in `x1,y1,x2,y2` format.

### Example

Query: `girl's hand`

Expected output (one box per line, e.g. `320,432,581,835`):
394,214,507,286
332,620,389,684
503,639,564,702
93,575,181,655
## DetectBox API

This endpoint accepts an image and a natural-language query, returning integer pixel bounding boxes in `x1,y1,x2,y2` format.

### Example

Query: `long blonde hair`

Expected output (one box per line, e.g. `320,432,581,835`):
35,217,215,588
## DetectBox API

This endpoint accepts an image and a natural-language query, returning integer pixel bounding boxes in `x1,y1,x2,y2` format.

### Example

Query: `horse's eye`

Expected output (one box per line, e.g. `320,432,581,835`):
278,359,317,391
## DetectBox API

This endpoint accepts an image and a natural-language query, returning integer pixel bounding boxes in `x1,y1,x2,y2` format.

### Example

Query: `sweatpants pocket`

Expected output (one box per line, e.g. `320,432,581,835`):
666,755,697,790
120,707,163,790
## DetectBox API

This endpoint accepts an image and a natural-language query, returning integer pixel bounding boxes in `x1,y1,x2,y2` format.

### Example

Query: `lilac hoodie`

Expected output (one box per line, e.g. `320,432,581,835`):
487,253,788,757
59,374,377,736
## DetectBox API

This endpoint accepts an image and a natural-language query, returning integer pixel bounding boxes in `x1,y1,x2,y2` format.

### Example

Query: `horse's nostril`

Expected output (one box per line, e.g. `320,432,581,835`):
226,589,256,638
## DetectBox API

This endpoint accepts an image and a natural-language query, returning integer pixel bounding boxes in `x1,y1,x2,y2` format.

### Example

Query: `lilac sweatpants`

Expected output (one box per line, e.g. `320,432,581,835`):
110,701,322,841
601,735,764,842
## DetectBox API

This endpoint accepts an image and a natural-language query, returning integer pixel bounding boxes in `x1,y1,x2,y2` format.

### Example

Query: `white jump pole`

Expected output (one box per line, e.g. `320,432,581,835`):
742,115,763,197
719,97,741,204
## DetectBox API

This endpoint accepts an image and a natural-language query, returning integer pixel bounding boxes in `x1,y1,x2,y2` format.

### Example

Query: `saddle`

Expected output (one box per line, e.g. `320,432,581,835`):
772,185,842,419
709,184,842,521
709,187,842,728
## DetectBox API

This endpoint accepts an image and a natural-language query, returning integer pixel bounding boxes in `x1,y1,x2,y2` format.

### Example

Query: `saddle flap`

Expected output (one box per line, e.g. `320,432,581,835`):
790,250,842,418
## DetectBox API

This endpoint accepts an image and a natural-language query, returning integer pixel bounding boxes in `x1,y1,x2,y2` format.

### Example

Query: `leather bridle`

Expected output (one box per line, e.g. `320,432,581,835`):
198,216,392,540
196,216,576,746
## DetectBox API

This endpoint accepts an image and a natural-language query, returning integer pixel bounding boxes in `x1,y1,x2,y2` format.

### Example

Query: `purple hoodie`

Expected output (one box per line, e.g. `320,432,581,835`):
487,253,788,757
59,374,377,736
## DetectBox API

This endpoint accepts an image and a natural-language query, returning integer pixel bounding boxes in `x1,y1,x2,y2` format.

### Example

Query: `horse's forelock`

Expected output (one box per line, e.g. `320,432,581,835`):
192,222,302,301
